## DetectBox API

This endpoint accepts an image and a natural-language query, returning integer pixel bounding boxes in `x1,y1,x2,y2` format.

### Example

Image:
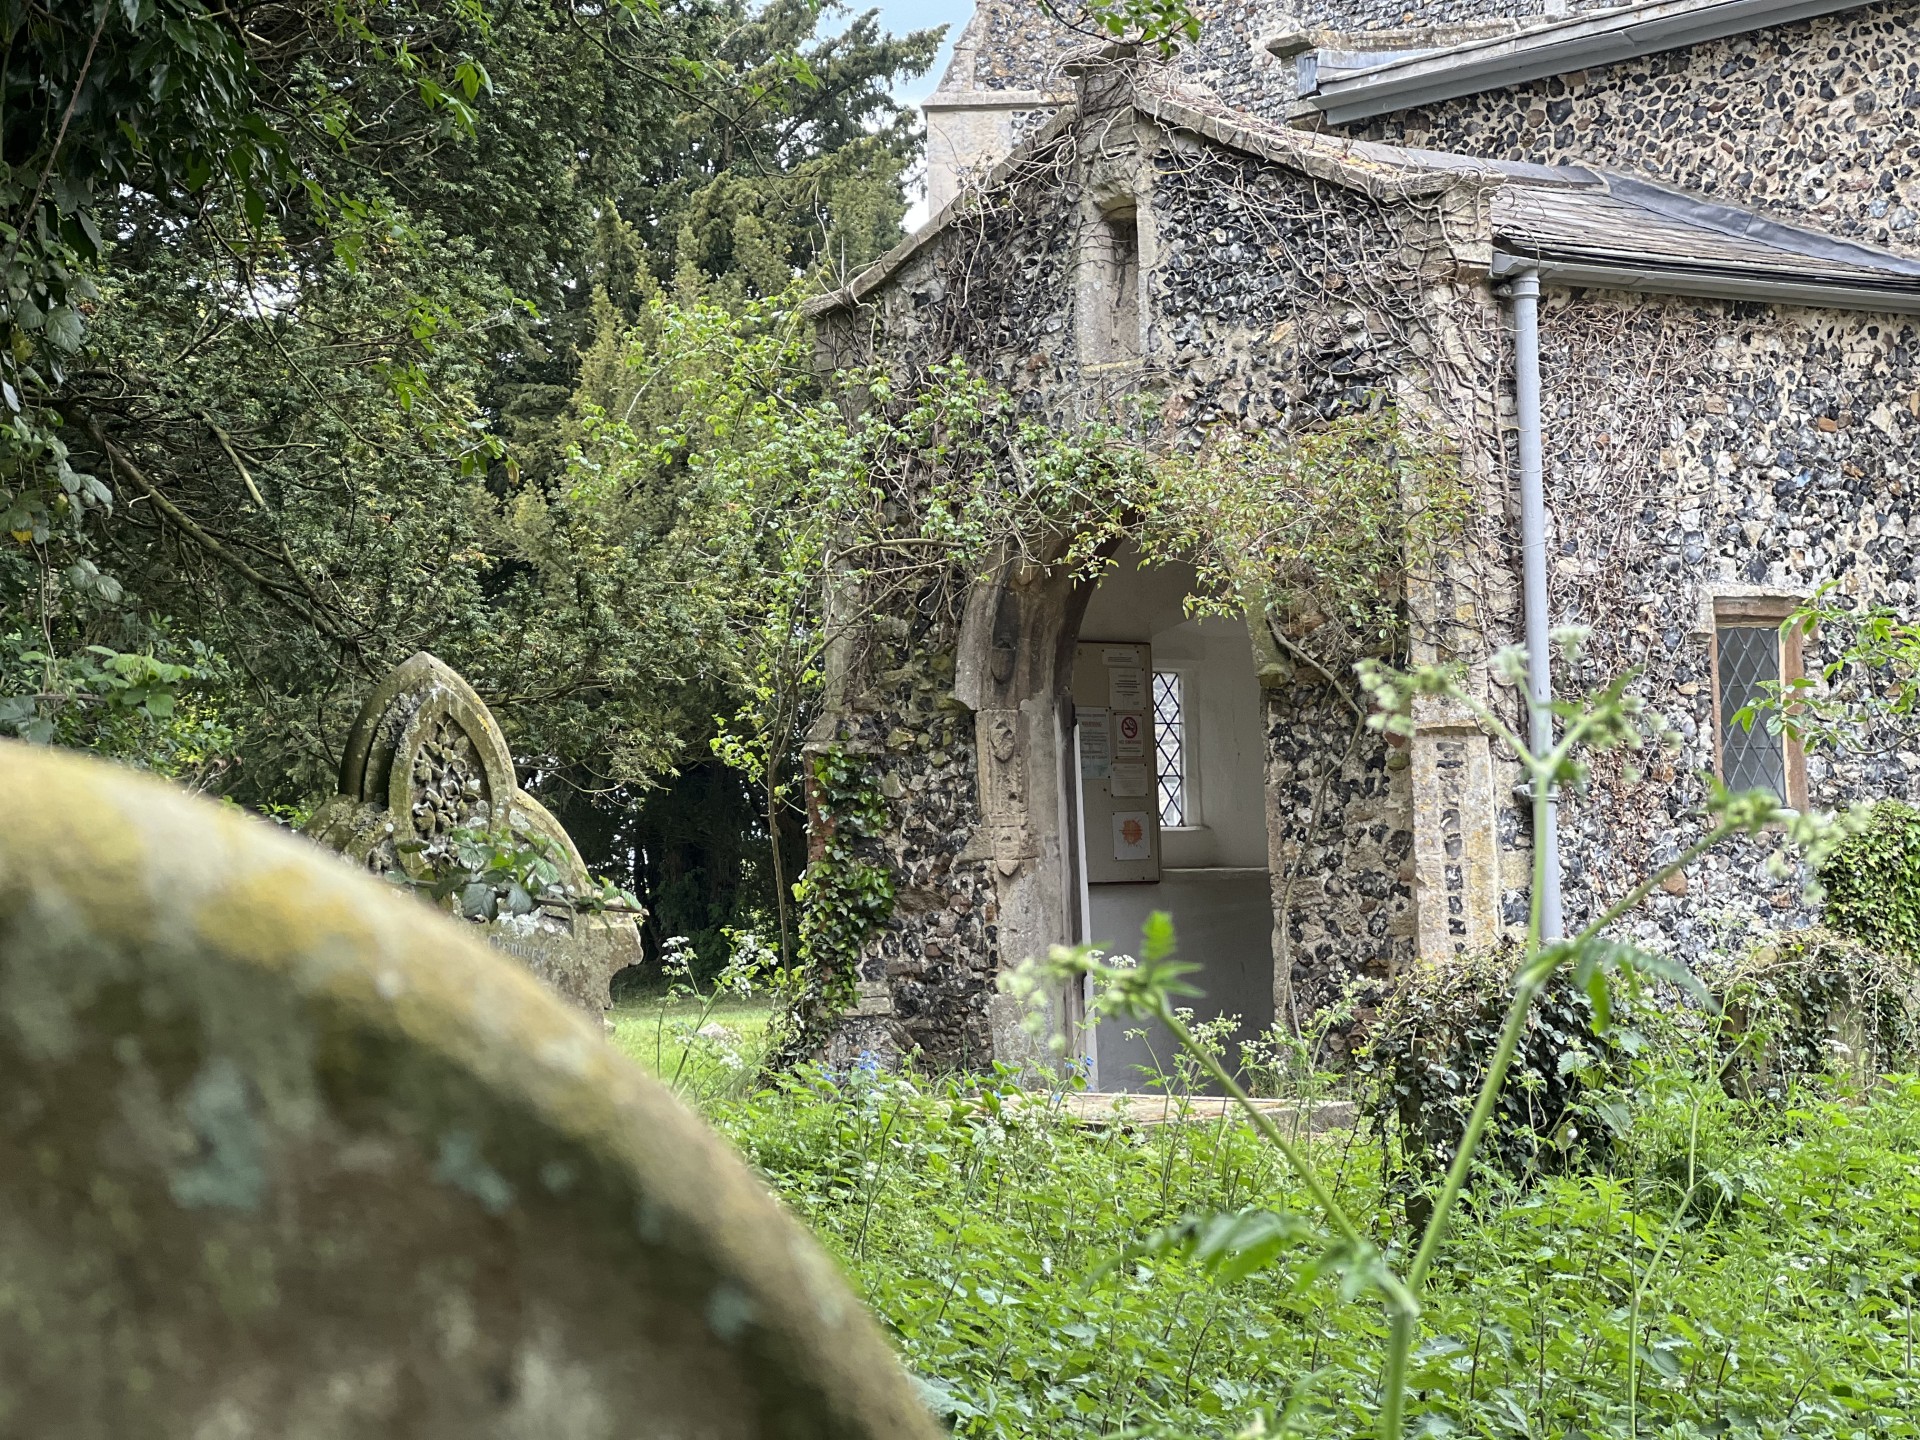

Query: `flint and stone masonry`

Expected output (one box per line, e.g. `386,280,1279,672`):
816,65,1520,1069
814,0,1920,1074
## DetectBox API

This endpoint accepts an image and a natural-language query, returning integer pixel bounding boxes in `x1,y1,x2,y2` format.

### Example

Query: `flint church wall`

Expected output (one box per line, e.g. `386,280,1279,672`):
1344,0,1920,255
817,100,1515,1064
1525,287,1920,963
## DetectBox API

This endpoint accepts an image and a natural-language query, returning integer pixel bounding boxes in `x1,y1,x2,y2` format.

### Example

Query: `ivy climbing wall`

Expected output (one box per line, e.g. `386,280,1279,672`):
813,80,1519,1067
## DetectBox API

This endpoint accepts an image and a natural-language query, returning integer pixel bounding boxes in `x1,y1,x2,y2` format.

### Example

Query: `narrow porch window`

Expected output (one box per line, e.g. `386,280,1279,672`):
1078,199,1142,364
1152,670,1187,827
1101,206,1140,361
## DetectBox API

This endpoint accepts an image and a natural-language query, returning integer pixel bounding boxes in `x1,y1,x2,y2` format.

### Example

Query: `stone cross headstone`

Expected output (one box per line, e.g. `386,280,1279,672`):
304,651,639,1015
0,742,941,1439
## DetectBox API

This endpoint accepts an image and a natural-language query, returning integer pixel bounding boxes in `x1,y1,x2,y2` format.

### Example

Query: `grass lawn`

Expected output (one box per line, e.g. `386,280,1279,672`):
610,991,777,1103
699,1058,1920,1439
603,992,1920,1437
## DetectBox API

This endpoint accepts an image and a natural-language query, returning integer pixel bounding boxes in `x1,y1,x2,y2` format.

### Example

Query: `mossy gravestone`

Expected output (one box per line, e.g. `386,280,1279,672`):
304,652,640,1016
0,742,940,1440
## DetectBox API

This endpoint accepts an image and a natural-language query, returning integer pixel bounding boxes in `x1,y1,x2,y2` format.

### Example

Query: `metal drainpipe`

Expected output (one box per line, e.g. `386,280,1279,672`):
1508,269,1563,940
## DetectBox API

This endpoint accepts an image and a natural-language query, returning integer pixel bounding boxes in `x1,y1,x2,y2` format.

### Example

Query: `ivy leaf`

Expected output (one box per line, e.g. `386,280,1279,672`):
43,305,85,353
459,882,497,919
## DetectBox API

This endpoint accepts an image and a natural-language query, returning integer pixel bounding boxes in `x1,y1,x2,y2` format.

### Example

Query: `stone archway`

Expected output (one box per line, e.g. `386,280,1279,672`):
951,551,1104,1069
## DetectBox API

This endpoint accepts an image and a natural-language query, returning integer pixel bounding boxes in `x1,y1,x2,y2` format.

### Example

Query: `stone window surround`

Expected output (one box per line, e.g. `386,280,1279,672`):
1695,585,1809,812
1078,196,1144,366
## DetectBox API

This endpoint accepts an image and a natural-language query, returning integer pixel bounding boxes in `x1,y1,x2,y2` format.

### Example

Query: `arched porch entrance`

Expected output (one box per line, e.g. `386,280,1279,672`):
954,542,1273,1089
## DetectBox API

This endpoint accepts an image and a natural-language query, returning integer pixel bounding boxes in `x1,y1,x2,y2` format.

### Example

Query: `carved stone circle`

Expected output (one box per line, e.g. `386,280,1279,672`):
304,653,636,1015
0,742,941,1440
306,651,586,883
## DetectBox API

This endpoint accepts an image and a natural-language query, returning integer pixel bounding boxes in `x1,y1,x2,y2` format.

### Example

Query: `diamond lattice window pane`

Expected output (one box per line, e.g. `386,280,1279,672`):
1152,671,1186,828
1718,625,1786,797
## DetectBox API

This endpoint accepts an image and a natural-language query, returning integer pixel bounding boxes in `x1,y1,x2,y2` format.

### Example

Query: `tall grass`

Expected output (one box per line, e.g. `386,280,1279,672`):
699,1052,1920,1438
610,993,776,1106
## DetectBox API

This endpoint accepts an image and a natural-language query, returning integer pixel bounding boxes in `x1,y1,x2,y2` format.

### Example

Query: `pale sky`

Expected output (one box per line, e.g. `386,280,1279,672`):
869,0,974,106
858,0,975,226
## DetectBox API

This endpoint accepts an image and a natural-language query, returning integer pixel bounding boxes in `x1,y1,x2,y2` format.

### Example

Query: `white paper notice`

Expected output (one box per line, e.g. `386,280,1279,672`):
1113,710,1146,759
1109,761,1150,797
1102,645,1143,667
1078,708,1112,779
1109,667,1146,710
1112,810,1153,861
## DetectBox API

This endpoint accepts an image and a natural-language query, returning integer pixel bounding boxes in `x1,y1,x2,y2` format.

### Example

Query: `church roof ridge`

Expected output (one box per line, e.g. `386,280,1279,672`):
1296,0,1874,126
808,71,1920,319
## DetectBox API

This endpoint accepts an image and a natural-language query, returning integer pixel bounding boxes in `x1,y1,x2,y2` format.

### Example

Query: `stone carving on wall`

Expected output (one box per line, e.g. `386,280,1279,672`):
0,741,940,1440
304,652,640,1015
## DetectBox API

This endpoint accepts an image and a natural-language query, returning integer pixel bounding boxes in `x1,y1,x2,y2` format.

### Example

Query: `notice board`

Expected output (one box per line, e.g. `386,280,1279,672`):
1073,641,1159,885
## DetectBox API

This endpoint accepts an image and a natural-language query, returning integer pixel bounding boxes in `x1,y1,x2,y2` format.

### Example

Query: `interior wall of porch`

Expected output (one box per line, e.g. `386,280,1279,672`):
1076,547,1273,1091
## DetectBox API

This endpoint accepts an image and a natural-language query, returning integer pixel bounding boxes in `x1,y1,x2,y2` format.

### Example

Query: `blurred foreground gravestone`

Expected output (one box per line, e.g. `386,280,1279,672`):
304,652,640,1016
0,742,941,1440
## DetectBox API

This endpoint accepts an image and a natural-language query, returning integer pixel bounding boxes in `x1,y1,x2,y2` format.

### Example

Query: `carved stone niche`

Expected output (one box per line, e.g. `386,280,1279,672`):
304,652,640,1016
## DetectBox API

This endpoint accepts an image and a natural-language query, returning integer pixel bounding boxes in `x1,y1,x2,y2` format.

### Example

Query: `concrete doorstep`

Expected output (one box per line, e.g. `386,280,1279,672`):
1017,1090,1359,1134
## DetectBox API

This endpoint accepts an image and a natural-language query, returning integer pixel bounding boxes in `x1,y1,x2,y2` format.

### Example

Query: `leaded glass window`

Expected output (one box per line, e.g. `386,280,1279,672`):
1152,670,1187,827
1718,625,1786,797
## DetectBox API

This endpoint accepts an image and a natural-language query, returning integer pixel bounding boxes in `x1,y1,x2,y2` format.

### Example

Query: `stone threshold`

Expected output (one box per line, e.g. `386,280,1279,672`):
1017,1090,1358,1132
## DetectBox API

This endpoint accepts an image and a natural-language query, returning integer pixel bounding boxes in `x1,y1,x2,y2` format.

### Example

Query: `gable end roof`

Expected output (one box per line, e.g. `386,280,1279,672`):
805,79,1491,318
808,76,1920,320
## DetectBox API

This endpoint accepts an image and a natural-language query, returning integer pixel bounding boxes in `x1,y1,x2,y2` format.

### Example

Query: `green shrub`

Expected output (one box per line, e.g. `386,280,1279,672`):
1712,926,1920,1097
1821,799,1920,958
1361,944,1622,1192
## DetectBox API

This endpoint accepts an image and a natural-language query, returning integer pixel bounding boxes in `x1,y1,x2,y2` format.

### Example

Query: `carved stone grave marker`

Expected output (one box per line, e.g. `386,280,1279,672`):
0,742,940,1439
304,652,639,1015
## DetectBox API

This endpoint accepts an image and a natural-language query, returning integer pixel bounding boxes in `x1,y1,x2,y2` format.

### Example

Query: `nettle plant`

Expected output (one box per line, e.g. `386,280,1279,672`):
1003,631,1861,1439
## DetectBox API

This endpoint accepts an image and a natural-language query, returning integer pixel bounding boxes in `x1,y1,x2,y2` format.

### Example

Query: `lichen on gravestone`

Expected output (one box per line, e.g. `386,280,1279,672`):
303,651,640,1016
0,741,941,1440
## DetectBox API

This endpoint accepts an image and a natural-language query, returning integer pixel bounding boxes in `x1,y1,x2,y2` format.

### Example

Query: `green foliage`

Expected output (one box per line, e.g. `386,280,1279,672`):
613,991,780,1105
1148,412,1472,674
1038,0,1202,56
1739,584,1920,758
613,935,788,1105
779,746,896,1060
402,821,642,923
0,629,235,783
1819,799,1920,959
1362,943,1622,1193
1713,926,1920,1098
606,761,796,987
630,0,942,299
3,0,938,833
708,1048,1920,1437
1005,631,1858,1439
